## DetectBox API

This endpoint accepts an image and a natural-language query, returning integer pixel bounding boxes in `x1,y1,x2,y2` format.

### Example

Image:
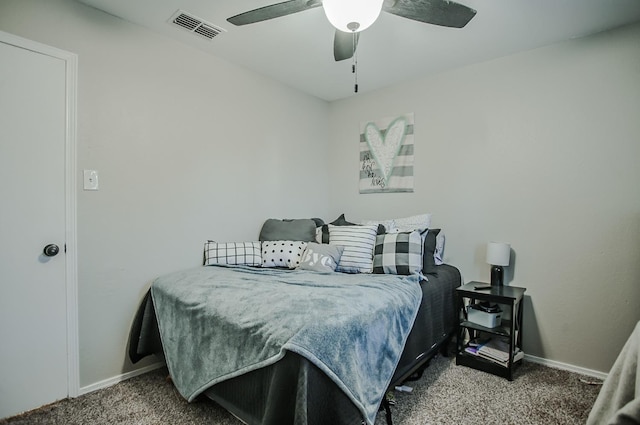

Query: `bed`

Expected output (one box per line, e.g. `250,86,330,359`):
128,217,461,425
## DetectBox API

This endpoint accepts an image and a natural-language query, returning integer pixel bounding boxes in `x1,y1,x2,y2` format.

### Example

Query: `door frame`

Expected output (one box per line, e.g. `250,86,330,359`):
0,30,79,398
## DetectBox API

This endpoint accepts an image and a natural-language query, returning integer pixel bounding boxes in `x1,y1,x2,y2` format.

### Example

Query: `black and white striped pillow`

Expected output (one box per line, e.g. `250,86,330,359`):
203,241,262,266
373,231,423,276
328,224,378,273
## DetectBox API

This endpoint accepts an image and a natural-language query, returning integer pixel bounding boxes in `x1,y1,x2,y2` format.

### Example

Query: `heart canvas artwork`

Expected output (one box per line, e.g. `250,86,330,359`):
359,113,414,193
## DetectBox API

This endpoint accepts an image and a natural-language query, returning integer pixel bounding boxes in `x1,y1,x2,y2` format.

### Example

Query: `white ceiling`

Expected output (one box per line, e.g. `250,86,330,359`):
76,0,640,101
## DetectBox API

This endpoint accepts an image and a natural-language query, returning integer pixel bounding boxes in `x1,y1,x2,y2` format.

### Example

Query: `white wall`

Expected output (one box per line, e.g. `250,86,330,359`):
0,0,330,388
327,23,640,374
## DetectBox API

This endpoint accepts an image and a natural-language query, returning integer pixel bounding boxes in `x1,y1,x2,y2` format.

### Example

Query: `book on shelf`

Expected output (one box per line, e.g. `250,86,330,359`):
478,348,524,366
479,339,510,361
464,346,480,356
463,337,524,366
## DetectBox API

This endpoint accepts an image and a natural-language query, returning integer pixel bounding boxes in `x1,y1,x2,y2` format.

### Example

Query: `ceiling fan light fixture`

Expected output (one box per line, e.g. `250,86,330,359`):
323,0,384,33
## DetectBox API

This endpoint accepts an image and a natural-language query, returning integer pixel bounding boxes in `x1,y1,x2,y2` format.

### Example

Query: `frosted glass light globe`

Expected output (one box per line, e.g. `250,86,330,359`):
323,0,384,32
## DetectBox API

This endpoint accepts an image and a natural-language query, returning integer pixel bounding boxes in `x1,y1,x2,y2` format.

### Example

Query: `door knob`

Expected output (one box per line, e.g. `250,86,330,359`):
43,244,60,257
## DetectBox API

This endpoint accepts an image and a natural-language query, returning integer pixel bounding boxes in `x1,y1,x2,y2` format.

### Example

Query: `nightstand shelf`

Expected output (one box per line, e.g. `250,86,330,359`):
459,320,512,338
456,282,526,380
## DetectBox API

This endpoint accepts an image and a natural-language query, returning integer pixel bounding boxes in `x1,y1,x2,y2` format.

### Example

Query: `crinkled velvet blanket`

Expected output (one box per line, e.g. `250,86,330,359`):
151,265,422,425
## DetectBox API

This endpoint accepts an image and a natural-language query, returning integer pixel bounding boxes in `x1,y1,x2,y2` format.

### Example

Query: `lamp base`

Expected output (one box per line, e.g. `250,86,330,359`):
490,265,504,286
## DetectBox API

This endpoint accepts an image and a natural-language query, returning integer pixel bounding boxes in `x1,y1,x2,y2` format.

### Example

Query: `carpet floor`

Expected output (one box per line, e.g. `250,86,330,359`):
1,355,602,425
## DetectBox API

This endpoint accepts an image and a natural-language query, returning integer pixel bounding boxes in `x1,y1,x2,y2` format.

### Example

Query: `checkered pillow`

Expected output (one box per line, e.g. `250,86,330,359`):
203,241,262,266
373,231,423,276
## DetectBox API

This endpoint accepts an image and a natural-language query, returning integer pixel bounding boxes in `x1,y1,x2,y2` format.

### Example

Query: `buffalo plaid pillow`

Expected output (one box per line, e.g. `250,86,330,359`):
373,230,424,276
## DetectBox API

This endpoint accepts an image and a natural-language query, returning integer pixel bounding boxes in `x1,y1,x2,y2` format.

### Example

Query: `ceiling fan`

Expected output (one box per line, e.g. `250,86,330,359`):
227,0,477,62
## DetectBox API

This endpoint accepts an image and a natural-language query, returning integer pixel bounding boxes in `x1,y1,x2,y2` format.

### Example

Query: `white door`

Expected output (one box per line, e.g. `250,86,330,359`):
0,34,76,419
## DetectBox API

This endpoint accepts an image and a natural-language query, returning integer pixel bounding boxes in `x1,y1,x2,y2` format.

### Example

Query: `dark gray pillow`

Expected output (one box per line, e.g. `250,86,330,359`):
311,217,325,227
330,213,356,226
422,229,441,276
259,218,317,242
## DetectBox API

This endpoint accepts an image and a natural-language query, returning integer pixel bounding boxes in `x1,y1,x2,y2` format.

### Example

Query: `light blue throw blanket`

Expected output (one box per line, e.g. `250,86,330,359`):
151,265,422,425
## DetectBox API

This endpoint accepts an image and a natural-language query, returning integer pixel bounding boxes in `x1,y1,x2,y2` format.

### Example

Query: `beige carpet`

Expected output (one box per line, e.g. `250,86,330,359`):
1,355,602,425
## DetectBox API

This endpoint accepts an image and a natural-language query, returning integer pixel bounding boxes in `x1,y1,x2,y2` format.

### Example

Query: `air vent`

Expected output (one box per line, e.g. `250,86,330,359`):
169,10,226,40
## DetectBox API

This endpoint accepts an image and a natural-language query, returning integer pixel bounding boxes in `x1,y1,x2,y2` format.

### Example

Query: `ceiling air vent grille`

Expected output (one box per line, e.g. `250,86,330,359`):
170,10,226,40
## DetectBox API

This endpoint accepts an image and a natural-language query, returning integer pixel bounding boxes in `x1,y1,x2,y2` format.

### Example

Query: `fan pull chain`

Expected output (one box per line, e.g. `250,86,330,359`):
352,32,358,93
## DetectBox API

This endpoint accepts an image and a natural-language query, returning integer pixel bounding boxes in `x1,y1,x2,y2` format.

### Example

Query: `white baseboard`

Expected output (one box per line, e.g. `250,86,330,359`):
78,362,166,396
76,355,606,397
524,353,608,381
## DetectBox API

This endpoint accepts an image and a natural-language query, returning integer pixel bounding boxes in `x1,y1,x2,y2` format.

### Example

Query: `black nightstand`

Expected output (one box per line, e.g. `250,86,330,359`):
455,281,526,380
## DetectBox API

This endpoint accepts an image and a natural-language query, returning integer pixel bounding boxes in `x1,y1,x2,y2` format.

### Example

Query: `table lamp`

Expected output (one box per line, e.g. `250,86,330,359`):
486,242,511,286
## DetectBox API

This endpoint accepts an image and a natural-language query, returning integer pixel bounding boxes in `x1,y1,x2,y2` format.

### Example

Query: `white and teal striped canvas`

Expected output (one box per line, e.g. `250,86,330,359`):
359,113,414,194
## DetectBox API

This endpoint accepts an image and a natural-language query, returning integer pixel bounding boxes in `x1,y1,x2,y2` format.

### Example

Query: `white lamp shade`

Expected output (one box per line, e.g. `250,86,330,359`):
323,0,384,32
486,242,511,266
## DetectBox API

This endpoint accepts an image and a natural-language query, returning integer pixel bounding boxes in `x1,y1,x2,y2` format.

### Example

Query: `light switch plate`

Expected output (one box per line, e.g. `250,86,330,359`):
83,170,99,190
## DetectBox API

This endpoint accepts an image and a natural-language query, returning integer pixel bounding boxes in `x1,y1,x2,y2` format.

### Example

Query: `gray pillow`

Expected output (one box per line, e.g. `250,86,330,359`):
311,217,325,227
330,213,356,226
259,218,317,242
298,243,345,272
422,228,441,276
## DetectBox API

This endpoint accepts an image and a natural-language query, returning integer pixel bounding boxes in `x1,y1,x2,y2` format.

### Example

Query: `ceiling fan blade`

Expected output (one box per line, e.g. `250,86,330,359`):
227,0,322,26
384,0,477,28
334,30,360,61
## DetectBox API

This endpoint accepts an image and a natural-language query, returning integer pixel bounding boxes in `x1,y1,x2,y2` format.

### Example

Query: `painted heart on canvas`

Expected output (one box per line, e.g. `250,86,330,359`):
364,117,407,185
